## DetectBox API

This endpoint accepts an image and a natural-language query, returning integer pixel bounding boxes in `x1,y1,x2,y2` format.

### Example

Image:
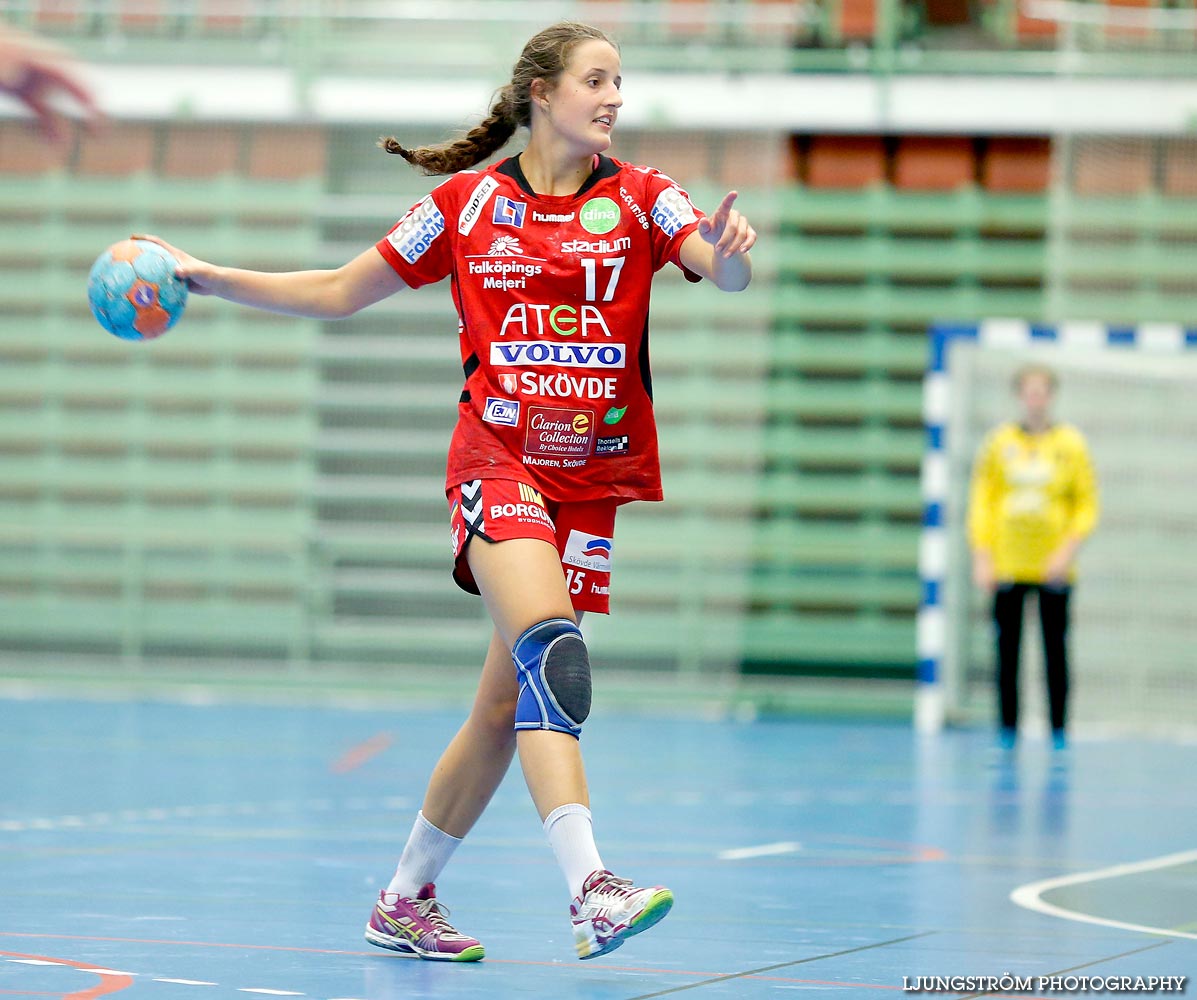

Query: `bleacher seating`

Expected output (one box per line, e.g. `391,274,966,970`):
0,120,322,664
2,5,1196,682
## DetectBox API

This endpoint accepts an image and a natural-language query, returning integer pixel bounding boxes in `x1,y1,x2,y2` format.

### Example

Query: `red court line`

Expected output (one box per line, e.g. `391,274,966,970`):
0,932,924,988
330,732,394,774
0,952,133,1000
6,933,1052,995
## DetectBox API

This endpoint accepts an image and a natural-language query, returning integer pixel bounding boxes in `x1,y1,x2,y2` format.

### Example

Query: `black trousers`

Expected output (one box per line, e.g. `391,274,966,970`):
993,582,1071,733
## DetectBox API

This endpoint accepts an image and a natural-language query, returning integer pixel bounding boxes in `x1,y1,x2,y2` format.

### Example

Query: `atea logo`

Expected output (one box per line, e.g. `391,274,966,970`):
490,342,626,369
499,303,611,338
493,195,526,228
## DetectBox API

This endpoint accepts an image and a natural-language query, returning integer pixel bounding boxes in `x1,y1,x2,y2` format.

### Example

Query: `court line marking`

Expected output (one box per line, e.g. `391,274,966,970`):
621,930,936,999
1009,848,1197,940
717,841,801,861
330,732,394,775
152,980,218,986
2,930,944,989
0,951,134,1000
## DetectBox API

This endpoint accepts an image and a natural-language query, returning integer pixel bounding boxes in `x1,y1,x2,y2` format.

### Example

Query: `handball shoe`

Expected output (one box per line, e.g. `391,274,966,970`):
365,884,484,962
570,869,673,960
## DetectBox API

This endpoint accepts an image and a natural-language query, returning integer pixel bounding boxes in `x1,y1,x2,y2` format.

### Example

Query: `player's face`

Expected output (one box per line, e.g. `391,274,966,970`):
1018,373,1054,422
546,39,623,154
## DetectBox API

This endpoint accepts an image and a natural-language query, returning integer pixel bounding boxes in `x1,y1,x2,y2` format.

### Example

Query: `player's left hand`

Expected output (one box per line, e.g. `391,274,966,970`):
697,191,756,258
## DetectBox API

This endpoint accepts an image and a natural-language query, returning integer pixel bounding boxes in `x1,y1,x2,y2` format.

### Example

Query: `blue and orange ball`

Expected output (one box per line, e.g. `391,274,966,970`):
87,238,188,341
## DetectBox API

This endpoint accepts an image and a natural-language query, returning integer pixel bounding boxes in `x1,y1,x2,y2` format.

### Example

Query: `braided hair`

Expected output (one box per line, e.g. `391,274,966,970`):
379,21,616,175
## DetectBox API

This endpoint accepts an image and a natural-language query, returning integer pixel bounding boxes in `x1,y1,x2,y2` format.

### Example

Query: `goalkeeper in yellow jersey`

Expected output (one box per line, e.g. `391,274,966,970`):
967,363,1099,751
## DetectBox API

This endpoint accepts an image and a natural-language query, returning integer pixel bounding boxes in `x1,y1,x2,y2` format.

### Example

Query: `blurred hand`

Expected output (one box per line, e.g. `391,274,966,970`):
133,234,220,296
0,25,103,143
1043,546,1073,585
972,549,996,592
697,191,756,258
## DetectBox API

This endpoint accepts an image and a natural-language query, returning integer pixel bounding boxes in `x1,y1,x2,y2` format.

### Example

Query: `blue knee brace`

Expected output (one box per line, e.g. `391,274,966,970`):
512,618,592,738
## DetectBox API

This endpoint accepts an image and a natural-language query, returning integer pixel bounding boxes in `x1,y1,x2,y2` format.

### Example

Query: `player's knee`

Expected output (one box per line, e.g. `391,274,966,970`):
511,618,592,738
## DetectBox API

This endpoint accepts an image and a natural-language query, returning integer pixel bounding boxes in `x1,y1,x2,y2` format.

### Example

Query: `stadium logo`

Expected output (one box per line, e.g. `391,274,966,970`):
560,236,632,254
387,195,445,264
490,342,626,369
493,195,526,228
580,197,620,235
482,397,520,427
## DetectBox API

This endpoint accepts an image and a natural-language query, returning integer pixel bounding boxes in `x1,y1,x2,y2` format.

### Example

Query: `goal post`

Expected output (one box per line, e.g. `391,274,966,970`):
916,319,1197,735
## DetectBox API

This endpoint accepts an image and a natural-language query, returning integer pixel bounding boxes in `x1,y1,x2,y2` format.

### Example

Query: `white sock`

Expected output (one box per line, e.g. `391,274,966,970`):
544,803,604,900
386,810,463,899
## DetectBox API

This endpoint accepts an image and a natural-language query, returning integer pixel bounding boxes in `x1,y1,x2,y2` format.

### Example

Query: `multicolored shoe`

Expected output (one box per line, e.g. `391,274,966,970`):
364,884,484,962
570,869,673,960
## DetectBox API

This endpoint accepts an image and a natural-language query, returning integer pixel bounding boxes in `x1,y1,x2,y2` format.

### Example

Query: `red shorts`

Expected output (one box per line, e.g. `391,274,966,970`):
448,479,617,614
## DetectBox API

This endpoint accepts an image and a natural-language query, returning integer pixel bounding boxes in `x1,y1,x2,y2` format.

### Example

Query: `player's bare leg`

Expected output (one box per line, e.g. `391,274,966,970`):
467,536,673,959
421,627,520,837
465,537,589,819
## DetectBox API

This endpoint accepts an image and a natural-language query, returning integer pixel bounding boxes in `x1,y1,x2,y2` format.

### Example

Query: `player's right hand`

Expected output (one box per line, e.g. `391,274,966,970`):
131,234,219,296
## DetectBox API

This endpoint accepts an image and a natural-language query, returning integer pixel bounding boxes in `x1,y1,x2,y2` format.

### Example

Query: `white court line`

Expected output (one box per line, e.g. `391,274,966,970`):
154,979,219,986
81,968,139,976
717,841,802,861
1010,848,1197,940
6,959,62,966
238,990,305,996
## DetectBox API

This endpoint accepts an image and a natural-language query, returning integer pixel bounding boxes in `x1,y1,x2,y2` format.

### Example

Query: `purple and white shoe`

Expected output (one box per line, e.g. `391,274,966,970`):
365,883,484,962
570,869,673,960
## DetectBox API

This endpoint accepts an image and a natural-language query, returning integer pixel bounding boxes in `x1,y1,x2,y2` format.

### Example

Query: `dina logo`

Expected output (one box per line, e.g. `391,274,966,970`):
580,197,620,235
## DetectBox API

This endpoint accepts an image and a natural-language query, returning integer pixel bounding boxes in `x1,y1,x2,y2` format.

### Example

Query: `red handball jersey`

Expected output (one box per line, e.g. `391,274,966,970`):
374,155,704,503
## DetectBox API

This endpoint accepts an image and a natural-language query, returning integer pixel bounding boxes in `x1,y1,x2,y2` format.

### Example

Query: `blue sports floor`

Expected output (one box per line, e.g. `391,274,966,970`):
1,693,1195,999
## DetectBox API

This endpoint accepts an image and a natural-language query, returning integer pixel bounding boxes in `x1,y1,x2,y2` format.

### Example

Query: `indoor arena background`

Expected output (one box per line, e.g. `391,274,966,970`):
1,2,1195,998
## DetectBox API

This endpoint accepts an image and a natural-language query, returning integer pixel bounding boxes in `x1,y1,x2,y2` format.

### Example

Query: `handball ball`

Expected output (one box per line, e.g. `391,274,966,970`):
87,238,188,341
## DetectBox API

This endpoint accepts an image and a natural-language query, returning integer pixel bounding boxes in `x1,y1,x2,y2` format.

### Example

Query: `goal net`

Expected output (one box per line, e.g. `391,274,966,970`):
918,321,1197,737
